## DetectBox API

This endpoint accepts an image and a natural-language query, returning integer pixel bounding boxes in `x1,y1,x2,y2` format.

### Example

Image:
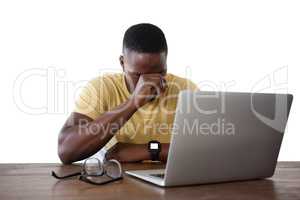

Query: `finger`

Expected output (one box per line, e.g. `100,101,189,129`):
145,77,162,91
148,86,157,101
142,74,164,94
148,75,164,94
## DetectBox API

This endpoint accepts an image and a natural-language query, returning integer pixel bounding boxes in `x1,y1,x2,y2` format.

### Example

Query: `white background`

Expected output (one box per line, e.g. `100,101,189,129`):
0,0,299,163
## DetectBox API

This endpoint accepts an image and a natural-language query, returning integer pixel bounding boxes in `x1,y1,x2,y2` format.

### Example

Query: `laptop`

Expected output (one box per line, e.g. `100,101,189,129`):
125,91,293,187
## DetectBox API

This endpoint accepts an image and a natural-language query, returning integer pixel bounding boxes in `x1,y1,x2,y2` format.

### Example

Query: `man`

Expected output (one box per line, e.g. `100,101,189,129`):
58,23,198,164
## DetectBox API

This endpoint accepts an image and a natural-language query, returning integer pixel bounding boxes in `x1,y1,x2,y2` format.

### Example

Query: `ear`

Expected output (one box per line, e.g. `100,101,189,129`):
119,55,124,71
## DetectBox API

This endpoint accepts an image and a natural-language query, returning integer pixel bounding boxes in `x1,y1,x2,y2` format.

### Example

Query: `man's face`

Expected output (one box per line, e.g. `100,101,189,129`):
119,50,167,92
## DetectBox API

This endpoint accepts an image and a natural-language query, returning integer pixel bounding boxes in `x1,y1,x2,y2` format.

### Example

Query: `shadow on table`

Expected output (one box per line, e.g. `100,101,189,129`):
125,177,279,200
51,165,279,200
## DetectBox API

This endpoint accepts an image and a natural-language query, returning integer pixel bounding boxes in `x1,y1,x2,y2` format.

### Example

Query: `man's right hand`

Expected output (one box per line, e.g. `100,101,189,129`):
131,73,167,108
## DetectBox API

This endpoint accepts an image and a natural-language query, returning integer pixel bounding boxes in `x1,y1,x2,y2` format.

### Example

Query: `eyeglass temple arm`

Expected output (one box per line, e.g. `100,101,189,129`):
51,171,81,179
79,175,123,185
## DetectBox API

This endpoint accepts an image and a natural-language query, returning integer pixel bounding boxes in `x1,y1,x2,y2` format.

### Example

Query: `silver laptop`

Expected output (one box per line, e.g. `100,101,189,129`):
125,91,293,187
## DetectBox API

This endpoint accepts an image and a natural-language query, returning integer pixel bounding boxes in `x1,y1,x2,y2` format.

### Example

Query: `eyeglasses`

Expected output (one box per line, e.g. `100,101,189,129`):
52,157,123,185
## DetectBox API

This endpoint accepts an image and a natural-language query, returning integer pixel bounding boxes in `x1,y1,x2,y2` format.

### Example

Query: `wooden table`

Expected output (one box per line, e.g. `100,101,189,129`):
0,162,300,200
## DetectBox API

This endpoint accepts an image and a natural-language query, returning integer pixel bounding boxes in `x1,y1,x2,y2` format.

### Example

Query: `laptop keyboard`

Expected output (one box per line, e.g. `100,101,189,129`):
150,173,165,179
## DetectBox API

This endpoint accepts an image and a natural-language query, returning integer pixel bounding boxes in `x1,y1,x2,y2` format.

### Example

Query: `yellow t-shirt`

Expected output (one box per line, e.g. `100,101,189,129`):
73,73,198,150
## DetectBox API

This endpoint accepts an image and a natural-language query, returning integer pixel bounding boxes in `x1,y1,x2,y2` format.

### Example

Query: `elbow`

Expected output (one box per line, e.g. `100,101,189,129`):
58,146,74,165
57,136,73,165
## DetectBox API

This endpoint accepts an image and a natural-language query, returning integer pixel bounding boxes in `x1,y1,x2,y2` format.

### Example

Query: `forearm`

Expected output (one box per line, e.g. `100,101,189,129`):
58,99,138,164
159,143,170,162
106,143,170,163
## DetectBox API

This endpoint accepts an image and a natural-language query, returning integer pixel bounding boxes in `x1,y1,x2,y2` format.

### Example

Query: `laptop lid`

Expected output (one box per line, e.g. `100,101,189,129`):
164,91,293,186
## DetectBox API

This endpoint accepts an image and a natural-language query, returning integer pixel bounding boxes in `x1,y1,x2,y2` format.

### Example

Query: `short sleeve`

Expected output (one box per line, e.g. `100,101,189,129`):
73,77,118,151
185,79,199,91
73,77,107,120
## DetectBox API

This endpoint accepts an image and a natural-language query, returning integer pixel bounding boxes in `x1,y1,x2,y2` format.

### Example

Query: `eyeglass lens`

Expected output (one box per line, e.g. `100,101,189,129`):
83,158,122,178
83,157,104,176
104,160,122,178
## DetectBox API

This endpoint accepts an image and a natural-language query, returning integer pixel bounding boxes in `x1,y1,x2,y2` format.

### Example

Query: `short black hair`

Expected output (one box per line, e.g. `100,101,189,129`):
122,23,168,54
